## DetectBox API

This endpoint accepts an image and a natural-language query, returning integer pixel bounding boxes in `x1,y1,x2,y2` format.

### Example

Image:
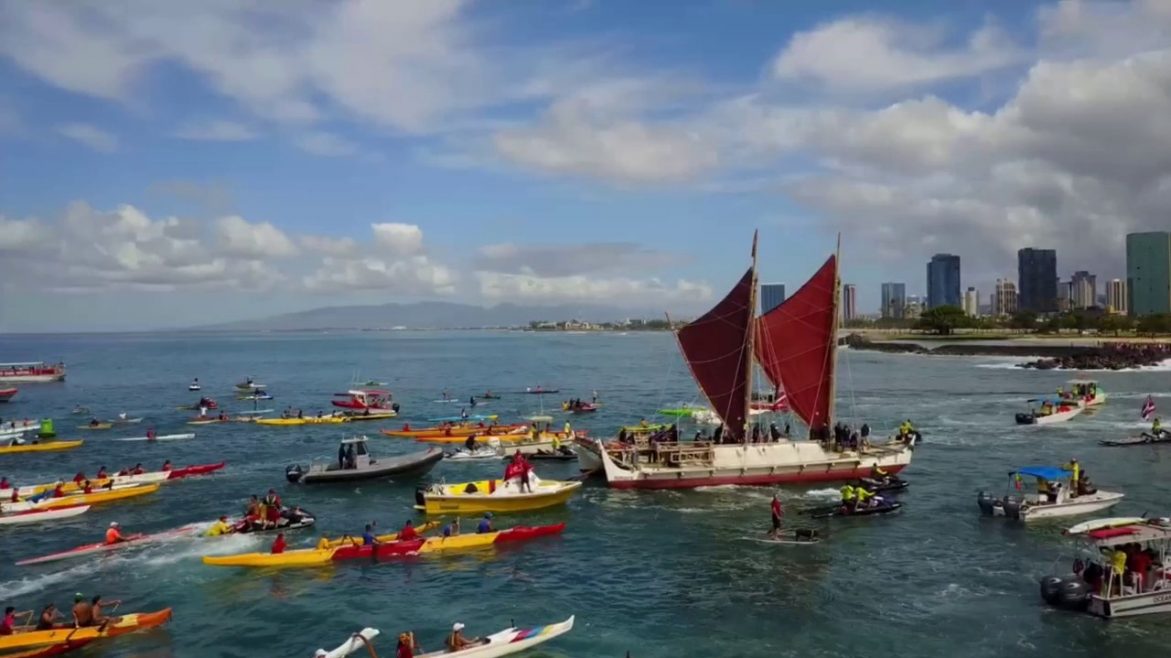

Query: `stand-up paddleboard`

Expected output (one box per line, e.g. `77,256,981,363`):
742,530,822,545
115,433,196,442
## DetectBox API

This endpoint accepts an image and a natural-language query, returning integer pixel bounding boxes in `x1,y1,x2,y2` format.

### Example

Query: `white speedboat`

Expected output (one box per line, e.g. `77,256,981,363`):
1016,399,1083,425
1041,517,1171,618
978,466,1123,522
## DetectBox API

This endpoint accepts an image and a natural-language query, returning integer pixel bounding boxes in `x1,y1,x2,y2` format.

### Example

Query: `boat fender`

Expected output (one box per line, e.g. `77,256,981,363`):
414,488,426,507
285,465,305,483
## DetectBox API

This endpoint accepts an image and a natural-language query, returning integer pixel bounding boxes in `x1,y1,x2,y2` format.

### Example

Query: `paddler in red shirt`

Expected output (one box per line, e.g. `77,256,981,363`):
96,466,108,479
83,480,93,494
0,476,9,490
398,520,420,541
72,472,86,485
9,488,18,502
161,460,172,472
270,532,286,554
131,463,145,475
770,494,784,538
52,482,65,498
105,522,126,544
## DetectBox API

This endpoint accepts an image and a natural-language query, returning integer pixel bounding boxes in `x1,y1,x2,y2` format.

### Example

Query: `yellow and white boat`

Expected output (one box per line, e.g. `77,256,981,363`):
6,483,161,512
414,476,581,514
0,440,84,455
256,416,349,427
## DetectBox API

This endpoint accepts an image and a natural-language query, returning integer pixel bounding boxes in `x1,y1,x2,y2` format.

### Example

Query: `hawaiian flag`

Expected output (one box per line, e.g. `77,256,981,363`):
1142,395,1156,421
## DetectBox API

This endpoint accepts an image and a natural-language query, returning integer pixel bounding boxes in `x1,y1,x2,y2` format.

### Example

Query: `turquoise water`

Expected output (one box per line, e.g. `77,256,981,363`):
1,332,1170,657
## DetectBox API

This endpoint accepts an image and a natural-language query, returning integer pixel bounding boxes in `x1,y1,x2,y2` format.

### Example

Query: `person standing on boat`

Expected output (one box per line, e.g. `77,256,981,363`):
1062,459,1080,497
769,494,784,538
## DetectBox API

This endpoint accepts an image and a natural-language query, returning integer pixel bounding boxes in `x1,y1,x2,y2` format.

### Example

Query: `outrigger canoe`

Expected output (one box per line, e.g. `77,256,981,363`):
203,523,564,568
0,505,90,526
77,423,113,430
414,478,581,514
114,433,196,442
380,424,527,439
0,440,83,455
319,616,573,658
415,431,582,446
0,609,172,652
13,461,225,497
6,483,161,512
16,525,201,566
256,417,348,426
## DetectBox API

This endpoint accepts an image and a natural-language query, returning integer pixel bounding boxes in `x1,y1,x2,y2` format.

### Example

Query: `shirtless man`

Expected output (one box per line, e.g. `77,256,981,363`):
72,594,93,628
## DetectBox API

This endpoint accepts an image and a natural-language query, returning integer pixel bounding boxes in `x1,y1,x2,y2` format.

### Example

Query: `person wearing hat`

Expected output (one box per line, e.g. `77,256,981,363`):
476,512,493,534
104,522,126,545
71,593,93,628
205,515,233,537
445,623,474,652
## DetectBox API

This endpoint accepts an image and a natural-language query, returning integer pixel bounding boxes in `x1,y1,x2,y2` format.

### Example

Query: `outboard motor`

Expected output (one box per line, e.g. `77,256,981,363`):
1014,412,1035,424
414,487,426,507
392,402,401,413
977,491,997,515
284,464,303,484
1002,496,1022,520
1040,575,1067,604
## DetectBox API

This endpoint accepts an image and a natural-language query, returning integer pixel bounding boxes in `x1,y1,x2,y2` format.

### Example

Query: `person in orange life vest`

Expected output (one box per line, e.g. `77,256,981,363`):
105,522,126,545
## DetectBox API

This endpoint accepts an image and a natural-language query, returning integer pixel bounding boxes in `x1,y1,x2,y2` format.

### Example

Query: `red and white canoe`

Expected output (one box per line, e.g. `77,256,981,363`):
0,387,17,402
13,461,226,497
167,461,226,479
15,525,201,566
0,504,90,526
0,361,66,383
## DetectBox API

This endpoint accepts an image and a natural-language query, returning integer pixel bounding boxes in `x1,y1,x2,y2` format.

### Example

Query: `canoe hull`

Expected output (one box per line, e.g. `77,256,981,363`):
418,481,581,514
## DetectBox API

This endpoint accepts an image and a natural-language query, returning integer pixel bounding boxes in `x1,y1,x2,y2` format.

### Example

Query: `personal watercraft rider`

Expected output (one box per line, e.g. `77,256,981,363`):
464,434,478,451
853,486,875,511
206,516,233,537
839,484,856,507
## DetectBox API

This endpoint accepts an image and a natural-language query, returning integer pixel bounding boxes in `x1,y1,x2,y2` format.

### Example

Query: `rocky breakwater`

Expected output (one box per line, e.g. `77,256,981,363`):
1019,343,1171,370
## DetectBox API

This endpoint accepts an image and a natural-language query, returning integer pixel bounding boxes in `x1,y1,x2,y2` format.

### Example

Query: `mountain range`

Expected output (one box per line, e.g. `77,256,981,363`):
197,301,673,331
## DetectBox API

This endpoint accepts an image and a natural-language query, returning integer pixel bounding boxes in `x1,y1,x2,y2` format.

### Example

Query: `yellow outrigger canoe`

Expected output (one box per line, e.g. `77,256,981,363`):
0,608,172,652
0,440,84,455
35,483,160,510
203,524,439,568
255,416,349,426
415,478,581,514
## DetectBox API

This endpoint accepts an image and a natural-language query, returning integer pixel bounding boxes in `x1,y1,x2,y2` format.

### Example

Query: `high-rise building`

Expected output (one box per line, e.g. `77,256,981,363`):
926,253,961,309
760,283,786,314
841,284,857,323
880,282,906,320
1056,279,1072,312
963,287,979,317
993,279,1018,317
1018,248,1058,313
1106,278,1128,315
1070,271,1097,310
1127,232,1171,317
904,295,925,320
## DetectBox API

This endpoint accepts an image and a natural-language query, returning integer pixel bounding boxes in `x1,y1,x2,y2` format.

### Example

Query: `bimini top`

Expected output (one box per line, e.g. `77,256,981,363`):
1013,466,1072,481
1082,521,1171,548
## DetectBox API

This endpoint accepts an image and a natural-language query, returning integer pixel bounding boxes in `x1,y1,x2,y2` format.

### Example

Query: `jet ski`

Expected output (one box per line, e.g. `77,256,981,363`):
808,500,902,519
855,475,909,494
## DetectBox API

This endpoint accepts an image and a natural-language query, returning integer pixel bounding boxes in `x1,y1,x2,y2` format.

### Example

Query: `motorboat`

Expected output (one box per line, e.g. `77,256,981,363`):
1040,517,1171,618
0,361,65,383
331,389,397,412
414,474,581,514
286,438,442,484
1015,398,1083,425
1101,430,1171,447
808,499,901,519
188,379,201,391
0,387,16,402
978,466,1123,522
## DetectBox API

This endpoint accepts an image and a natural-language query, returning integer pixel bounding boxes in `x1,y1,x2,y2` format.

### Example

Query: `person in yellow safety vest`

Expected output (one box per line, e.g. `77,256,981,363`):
1154,417,1163,435
563,421,571,437
870,464,888,480
853,486,875,511
551,433,561,451
1063,458,1080,497
205,515,233,537
839,484,856,507
530,425,540,441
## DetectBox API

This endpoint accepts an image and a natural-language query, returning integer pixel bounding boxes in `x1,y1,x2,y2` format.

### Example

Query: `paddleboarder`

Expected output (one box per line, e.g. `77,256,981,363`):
769,494,784,538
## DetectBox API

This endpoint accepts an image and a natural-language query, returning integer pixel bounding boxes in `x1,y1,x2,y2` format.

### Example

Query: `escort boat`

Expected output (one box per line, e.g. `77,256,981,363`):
331,389,398,412
286,438,442,484
978,466,1124,522
0,361,66,383
1015,398,1083,425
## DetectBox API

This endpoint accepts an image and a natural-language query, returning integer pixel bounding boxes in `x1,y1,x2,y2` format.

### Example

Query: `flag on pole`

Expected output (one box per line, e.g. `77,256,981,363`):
1141,395,1156,421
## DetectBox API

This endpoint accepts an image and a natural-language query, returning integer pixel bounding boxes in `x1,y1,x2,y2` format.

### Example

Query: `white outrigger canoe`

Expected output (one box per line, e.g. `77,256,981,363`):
316,617,573,658
114,433,196,442
0,504,90,525
978,466,1124,522
1042,517,1171,618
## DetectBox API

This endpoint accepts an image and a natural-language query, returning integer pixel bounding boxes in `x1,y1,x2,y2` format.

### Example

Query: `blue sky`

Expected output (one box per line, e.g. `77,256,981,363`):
1,0,1169,331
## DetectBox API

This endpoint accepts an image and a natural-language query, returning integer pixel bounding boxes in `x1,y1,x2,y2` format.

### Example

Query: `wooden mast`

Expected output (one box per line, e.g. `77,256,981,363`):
826,233,842,428
744,230,759,438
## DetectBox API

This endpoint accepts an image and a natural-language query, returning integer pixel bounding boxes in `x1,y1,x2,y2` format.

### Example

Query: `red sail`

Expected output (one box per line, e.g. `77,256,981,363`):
754,255,837,432
676,268,754,441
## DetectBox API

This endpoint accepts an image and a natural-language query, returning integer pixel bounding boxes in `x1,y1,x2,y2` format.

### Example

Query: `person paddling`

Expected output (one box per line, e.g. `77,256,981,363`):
770,494,784,539
71,593,93,628
398,520,419,541
446,623,475,651
105,522,126,545
0,606,15,635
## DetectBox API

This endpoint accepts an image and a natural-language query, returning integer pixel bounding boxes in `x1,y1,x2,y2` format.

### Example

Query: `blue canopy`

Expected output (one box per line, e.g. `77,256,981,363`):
1013,466,1072,481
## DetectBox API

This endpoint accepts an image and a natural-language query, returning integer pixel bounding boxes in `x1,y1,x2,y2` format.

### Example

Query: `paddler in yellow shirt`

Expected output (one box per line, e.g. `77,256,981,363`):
205,515,234,537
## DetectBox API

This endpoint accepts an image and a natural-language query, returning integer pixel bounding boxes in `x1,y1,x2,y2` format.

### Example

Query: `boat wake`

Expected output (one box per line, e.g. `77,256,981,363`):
802,488,840,499
139,533,259,567
0,561,95,597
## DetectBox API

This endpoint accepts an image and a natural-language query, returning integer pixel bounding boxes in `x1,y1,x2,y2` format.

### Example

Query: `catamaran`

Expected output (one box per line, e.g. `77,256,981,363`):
581,234,914,489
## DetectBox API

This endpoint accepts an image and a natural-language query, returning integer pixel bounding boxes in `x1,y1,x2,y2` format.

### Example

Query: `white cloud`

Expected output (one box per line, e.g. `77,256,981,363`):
771,16,1021,92
304,255,457,294
173,119,258,141
301,234,359,257
493,99,717,183
477,271,712,306
295,131,359,157
56,122,118,152
0,216,53,251
371,223,424,256
215,215,299,259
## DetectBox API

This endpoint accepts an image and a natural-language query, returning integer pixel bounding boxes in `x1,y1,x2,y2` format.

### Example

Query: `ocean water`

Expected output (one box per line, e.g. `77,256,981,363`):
1,331,1170,658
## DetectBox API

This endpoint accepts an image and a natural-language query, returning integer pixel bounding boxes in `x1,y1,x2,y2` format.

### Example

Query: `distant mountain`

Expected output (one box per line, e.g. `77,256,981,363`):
196,301,668,331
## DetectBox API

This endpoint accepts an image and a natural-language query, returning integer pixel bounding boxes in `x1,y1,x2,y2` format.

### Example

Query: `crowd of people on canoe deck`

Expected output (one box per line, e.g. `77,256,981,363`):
1,594,116,635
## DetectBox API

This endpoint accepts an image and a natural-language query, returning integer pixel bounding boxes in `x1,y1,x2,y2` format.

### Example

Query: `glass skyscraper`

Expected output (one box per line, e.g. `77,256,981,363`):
1127,232,1171,316
760,283,786,314
926,253,961,309
880,282,906,319
1018,248,1058,313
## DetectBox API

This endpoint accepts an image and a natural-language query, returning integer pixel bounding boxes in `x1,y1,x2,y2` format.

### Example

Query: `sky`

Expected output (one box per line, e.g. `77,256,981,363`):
1,0,1170,331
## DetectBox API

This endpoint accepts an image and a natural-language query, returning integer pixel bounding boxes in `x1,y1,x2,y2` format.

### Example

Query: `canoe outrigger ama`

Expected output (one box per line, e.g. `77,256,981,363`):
1015,398,1083,425
978,466,1123,522
1041,517,1171,618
